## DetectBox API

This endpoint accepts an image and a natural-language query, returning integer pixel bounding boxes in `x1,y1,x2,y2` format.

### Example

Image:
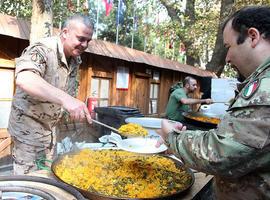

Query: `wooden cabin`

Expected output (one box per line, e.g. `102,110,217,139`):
0,13,214,120
0,14,215,158
79,40,214,117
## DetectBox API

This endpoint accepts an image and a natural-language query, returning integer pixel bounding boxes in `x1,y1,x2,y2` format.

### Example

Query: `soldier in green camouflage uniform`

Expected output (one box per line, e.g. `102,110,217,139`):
8,14,93,175
166,76,212,121
158,6,270,200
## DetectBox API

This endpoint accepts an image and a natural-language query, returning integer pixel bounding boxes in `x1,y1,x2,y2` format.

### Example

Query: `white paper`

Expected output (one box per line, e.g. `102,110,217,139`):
116,66,129,89
0,102,12,128
0,69,14,98
202,78,238,117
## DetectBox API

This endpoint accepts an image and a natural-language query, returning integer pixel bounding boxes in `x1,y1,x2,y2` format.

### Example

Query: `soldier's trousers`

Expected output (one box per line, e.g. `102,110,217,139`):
12,136,55,175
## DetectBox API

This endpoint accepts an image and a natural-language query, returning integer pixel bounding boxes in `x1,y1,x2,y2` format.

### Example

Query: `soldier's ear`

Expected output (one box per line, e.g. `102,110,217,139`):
61,27,69,39
248,28,260,48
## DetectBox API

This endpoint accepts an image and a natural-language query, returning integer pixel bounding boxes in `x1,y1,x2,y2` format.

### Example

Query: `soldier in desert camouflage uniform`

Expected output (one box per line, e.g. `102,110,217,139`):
158,6,270,200
8,14,93,175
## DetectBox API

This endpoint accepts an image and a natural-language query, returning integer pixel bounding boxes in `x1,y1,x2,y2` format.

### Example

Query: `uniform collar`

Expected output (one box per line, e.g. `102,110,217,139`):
246,57,270,82
237,57,270,91
228,57,270,109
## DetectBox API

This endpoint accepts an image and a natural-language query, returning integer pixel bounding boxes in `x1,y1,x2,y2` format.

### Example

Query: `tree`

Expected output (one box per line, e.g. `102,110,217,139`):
97,0,145,49
0,0,32,18
205,0,234,76
30,0,53,43
205,0,270,76
158,0,219,67
158,0,270,76
2,0,270,77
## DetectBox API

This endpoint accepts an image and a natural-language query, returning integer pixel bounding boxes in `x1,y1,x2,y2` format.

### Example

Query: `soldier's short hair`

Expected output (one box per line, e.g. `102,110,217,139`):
223,6,270,44
183,76,196,86
62,14,94,30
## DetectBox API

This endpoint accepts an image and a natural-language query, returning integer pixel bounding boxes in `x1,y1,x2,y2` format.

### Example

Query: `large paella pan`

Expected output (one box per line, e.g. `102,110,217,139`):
182,111,221,128
51,149,194,200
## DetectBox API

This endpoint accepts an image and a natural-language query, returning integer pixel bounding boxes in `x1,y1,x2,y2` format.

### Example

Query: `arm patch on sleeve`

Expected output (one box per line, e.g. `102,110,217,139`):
29,50,46,64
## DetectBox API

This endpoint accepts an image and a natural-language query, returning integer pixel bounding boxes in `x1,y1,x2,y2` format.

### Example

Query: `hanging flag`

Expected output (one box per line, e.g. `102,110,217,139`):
169,38,174,49
178,42,186,63
134,15,139,31
83,0,89,14
103,0,113,16
116,0,126,25
67,0,75,11
179,43,186,53
155,13,160,25
168,32,175,49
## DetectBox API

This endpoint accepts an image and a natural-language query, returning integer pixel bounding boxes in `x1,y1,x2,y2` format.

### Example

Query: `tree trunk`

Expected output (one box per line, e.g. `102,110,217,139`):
159,0,200,67
184,0,200,66
205,0,234,76
30,0,53,44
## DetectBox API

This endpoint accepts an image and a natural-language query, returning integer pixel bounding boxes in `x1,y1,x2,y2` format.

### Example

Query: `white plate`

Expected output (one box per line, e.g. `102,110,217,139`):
116,137,167,154
125,117,178,137
125,117,164,129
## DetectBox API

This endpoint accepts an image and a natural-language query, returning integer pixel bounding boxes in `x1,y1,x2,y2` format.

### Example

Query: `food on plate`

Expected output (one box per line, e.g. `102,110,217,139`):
118,123,148,137
54,149,193,198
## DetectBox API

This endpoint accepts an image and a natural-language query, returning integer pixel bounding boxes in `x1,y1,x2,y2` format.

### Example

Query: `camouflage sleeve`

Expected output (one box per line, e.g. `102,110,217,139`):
167,129,263,178
15,43,48,78
223,77,270,149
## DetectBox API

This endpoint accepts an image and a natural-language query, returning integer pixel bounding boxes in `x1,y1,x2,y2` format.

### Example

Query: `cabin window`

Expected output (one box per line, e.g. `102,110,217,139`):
149,83,159,114
0,68,14,128
90,77,110,106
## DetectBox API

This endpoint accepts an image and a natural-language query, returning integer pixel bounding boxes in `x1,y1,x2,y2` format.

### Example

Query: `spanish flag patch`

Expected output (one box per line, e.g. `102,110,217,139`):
242,79,260,99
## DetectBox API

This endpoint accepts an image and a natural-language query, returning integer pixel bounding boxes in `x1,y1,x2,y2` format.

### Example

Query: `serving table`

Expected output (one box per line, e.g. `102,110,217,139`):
179,172,213,200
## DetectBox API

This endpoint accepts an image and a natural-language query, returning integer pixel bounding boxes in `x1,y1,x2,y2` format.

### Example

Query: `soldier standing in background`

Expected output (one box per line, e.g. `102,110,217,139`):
158,6,270,200
8,14,93,175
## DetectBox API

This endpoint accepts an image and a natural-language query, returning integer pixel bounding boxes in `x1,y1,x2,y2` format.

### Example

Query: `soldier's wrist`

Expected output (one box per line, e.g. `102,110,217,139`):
164,130,176,148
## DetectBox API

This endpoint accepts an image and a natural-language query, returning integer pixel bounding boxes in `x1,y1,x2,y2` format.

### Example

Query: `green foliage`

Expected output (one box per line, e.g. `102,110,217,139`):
0,0,93,28
97,0,146,49
53,0,93,29
235,0,270,8
0,0,32,18
2,0,270,76
221,64,238,78
191,0,220,63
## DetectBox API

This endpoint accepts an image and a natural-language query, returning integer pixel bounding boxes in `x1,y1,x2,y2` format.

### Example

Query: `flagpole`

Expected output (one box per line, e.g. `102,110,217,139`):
59,0,63,29
131,0,135,48
144,36,147,52
96,0,100,39
173,41,175,60
77,0,80,11
154,38,157,55
116,0,121,44
164,40,166,58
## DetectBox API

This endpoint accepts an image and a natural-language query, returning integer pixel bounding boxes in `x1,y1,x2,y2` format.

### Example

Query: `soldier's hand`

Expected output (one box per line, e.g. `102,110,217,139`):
62,96,92,124
155,119,186,147
204,98,213,104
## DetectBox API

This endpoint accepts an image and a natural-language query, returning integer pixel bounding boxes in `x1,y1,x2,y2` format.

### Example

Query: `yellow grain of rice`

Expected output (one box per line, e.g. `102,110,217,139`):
118,123,148,137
